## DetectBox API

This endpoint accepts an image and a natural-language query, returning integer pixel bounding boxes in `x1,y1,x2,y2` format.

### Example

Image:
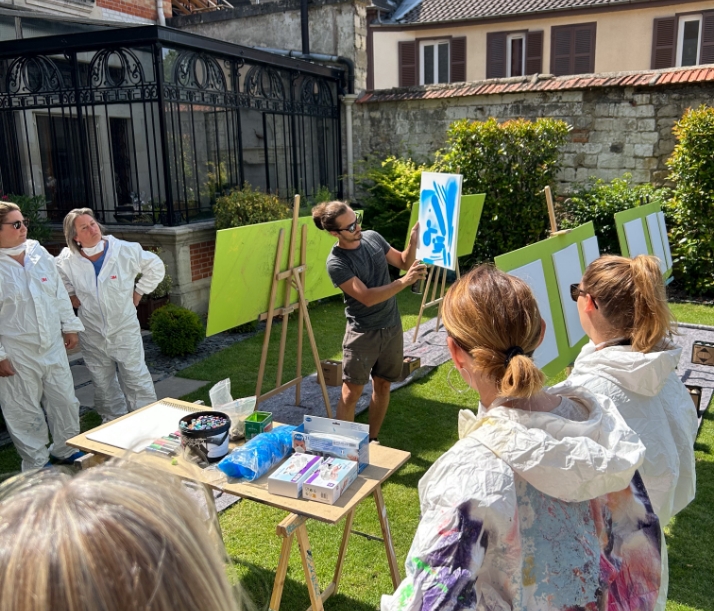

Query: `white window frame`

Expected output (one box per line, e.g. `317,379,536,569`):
506,33,526,77
676,14,702,67
419,39,450,85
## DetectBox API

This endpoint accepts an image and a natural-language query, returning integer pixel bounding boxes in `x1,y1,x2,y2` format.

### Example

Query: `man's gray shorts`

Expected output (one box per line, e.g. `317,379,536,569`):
341,323,403,386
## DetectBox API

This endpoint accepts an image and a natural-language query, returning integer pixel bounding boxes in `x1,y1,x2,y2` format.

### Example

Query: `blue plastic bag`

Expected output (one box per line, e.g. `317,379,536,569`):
217,425,296,481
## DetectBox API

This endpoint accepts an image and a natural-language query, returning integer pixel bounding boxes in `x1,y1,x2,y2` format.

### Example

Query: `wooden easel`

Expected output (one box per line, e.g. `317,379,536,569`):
255,195,332,417
411,263,460,343
545,186,570,237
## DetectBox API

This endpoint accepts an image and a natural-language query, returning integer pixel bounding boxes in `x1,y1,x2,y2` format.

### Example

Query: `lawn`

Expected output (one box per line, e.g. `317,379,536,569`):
0,297,711,611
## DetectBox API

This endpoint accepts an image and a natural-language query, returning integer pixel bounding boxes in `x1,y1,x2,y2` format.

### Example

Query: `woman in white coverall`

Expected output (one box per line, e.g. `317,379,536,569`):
567,254,698,610
56,208,164,422
0,202,85,470
383,265,662,611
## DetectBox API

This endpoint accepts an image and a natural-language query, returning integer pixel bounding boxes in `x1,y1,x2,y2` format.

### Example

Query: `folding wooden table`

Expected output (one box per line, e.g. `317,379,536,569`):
67,398,411,611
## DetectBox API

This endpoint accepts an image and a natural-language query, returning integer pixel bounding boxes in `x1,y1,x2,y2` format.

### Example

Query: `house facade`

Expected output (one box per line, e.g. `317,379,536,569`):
368,0,714,90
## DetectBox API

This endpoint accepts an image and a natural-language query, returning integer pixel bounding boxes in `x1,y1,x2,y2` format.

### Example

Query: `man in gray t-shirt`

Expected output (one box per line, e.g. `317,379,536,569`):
312,201,426,441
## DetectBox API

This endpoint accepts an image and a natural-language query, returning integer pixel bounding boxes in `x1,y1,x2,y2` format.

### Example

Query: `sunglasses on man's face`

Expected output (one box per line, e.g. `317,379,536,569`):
337,210,364,233
1,220,29,230
569,283,598,309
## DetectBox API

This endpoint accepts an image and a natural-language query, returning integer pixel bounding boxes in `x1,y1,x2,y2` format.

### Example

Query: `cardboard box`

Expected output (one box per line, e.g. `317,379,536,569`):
320,360,343,386
691,341,714,366
398,356,421,382
302,457,359,504
244,411,273,440
685,384,703,416
292,415,369,473
268,453,323,499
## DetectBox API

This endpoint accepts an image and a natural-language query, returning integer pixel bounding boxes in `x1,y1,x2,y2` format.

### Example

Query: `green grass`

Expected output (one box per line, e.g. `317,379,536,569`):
0,294,711,610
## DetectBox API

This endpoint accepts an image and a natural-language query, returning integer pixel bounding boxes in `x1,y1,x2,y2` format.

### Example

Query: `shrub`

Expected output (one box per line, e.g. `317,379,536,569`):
559,174,671,255
214,183,291,230
437,117,570,263
2,194,51,243
357,156,430,248
150,304,205,357
666,105,714,295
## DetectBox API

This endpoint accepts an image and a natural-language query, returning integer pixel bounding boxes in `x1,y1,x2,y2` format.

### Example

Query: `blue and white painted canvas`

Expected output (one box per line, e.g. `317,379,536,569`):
416,172,463,270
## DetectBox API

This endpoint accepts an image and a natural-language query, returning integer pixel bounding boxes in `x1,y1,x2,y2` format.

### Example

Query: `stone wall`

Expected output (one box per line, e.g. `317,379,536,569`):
169,0,369,92
353,81,714,193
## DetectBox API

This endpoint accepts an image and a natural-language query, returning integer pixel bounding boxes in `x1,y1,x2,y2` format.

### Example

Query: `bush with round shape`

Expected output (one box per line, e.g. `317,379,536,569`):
150,304,205,357
214,183,291,230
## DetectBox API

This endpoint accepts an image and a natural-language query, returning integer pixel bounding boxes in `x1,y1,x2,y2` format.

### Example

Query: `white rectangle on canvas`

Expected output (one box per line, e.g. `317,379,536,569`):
507,260,559,369
657,211,673,270
416,172,463,270
623,219,649,258
552,244,586,347
581,236,600,267
646,213,668,273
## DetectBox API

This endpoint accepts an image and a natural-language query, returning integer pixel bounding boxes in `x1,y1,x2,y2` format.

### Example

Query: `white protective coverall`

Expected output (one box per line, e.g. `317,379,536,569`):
56,235,164,421
382,386,663,611
0,239,85,470
564,342,698,611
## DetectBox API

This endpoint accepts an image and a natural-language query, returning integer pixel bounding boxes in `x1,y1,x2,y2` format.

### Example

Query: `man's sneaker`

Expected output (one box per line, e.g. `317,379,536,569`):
52,451,86,465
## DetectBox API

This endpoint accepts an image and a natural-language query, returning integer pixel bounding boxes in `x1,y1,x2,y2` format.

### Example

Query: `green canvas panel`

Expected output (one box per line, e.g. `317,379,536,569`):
404,193,486,257
614,202,672,280
495,222,596,377
206,217,340,336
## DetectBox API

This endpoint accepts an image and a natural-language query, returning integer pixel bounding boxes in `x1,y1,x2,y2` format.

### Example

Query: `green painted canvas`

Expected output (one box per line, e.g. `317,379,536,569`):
206,217,340,336
405,193,486,257
495,223,596,377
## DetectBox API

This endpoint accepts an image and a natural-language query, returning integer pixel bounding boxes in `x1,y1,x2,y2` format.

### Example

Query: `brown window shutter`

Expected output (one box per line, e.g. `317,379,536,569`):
551,25,573,75
651,17,677,69
450,37,467,82
487,32,507,79
399,41,417,87
700,12,714,65
525,30,543,75
573,23,596,74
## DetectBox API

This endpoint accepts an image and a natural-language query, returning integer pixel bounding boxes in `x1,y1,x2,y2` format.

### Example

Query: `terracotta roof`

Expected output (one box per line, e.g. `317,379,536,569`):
389,0,669,25
357,66,714,103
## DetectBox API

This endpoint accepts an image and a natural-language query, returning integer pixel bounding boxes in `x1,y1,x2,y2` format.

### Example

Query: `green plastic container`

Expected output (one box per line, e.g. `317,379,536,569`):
244,411,274,440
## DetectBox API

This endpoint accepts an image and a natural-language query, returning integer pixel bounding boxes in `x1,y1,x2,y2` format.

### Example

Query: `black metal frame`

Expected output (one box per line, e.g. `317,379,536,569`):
0,26,343,226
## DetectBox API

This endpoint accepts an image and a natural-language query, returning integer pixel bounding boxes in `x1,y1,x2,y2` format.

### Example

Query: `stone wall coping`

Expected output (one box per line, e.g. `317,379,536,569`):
357,65,714,104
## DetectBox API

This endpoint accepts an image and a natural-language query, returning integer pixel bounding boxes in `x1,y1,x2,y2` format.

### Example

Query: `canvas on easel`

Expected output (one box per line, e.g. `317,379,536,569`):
416,172,463,270
614,202,673,281
405,191,485,342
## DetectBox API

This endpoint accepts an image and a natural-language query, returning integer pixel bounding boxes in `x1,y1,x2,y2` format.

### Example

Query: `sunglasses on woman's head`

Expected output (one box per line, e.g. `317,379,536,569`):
569,283,598,309
1,220,29,230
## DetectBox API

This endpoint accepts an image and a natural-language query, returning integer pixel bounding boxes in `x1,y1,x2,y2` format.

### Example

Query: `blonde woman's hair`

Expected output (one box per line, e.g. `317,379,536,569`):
0,202,20,226
0,461,250,611
442,264,546,399
63,208,105,254
581,254,674,353
311,200,350,232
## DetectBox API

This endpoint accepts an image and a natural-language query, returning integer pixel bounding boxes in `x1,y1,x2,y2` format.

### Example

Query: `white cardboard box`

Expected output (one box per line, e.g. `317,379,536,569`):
292,415,369,473
302,457,359,505
268,454,323,499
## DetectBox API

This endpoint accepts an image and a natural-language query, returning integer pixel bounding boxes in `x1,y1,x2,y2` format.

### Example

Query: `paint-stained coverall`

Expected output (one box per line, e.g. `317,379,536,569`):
56,235,164,421
0,239,84,470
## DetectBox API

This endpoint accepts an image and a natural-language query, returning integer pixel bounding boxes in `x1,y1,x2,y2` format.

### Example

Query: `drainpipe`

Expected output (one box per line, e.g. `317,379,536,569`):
341,94,357,201
156,0,166,26
300,0,310,55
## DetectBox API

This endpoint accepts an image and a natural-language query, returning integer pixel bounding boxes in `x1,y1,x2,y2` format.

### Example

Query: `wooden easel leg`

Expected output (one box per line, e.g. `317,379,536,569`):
296,523,325,611
292,269,333,418
256,229,286,405
269,533,295,611
296,224,307,405
434,265,448,333
374,485,401,588
412,265,436,343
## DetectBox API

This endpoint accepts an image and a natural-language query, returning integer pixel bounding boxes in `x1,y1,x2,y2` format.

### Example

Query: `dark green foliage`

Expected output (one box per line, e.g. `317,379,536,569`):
214,183,291,230
437,117,570,263
666,105,714,295
559,174,671,255
2,194,51,243
357,156,431,248
150,304,205,357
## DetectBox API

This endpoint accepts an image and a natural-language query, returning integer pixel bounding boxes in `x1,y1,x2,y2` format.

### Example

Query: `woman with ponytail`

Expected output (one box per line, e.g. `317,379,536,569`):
382,265,662,611
566,255,698,611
